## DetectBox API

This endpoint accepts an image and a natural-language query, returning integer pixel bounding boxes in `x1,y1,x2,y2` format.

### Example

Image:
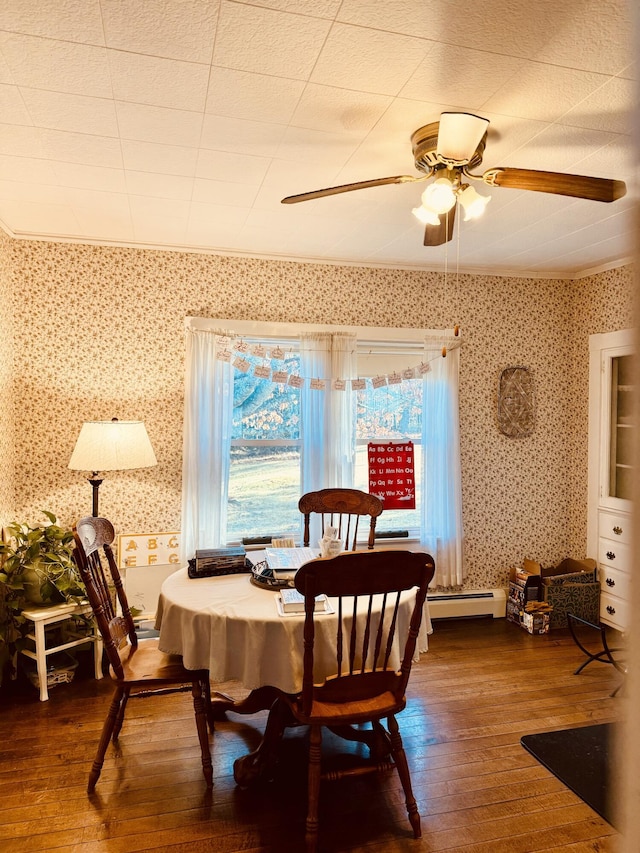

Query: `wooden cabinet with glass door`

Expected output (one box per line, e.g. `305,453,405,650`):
587,329,635,632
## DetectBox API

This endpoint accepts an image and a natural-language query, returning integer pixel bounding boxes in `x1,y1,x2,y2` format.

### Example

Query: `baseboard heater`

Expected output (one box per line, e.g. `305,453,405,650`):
427,588,506,619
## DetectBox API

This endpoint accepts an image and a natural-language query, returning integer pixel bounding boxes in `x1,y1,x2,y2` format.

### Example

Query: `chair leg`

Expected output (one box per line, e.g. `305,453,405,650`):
89,685,125,793
305,725,322,853
387,714,421,839
192,679,214,788
202,675,215,734
113,687,130,740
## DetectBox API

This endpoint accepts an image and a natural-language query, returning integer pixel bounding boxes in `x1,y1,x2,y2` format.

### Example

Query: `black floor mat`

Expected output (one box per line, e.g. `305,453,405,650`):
521,723,616,827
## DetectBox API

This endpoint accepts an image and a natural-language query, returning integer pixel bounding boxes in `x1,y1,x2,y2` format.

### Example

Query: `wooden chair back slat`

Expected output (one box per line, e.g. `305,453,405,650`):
295,550,434,717
299,488,383,550
73,516,138,680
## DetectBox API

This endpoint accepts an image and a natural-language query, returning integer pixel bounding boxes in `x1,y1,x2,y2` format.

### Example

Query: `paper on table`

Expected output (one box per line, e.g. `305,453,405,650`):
265,547,318,578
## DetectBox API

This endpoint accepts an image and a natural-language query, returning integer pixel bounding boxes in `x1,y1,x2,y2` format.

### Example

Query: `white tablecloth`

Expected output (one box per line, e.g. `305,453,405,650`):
156,567,431,694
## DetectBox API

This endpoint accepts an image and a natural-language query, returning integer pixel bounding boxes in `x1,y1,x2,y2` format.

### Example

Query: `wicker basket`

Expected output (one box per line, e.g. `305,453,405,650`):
24,651,79,690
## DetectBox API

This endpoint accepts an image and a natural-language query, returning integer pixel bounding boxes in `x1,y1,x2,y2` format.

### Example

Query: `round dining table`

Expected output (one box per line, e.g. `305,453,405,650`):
155,562,432,785
155,565,432,695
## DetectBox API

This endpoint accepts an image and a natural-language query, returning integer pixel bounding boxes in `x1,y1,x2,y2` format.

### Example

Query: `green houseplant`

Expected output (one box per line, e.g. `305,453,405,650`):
0,510,86,683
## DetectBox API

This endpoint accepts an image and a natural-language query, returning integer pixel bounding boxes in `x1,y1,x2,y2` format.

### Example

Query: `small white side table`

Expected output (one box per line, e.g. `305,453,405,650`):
20,602,104,701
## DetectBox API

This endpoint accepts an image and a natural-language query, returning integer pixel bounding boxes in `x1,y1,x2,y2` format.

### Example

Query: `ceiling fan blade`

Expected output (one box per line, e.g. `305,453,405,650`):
424,206,456,246
281,175,419,204
437,112,489,165
482,167,626,202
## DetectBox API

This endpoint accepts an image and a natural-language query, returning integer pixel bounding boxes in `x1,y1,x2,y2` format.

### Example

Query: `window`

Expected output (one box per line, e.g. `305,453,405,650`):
229,342,301,542
182,318,464,587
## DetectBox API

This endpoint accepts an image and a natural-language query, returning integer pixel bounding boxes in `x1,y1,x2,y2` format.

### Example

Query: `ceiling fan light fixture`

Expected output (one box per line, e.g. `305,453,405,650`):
412,205,441,225
437,112,490,165
458,184,491,220
421,177,457,214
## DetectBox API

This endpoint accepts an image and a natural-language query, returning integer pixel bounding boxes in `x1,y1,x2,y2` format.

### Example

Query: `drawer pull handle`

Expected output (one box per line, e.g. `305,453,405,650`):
613,526,623,536
606,605,616,615
606,577,615,587
606,551,616,561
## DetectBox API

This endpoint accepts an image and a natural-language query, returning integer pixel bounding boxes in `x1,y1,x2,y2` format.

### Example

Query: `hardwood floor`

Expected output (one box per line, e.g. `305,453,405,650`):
0,617,624,852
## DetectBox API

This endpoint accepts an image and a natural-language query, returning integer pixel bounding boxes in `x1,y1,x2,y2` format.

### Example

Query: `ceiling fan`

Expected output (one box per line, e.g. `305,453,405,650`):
281,112,627,246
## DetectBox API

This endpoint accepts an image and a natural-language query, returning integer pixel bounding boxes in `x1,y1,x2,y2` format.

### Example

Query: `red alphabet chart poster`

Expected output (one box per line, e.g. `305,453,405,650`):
367,442,416,510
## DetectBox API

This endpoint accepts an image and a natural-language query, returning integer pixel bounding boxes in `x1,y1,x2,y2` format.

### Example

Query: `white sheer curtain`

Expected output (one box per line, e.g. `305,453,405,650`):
300,332,356,544
181,327,233,561
420,346,464,587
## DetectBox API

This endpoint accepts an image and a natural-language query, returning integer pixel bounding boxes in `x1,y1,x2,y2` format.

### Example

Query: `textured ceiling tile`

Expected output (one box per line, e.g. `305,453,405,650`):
561,76,634,136
100,0,219,62
39,129,123,168
200,114,286,157
116,102,203,147
205,67,305,123
435,0,565,59
243,0,341,17
533,0,632,74
63,186,131,216
108,51,210,112
276,125,360,169
0,51,14,85
0,124,44,158
185,214,246,248
196,149,270,185
192,177,258,206
51,161,126,193
0,33,111,98
0,198,79,233
188,199,249,228
74,212,134,242
132,214,188,245
400,43,526,109
289,84,392,134
121,140,198,177
129,195,191,219
0,155,58,184
336,0,427,37
575,137,634,181
212,2,331,78
19,88,118,136
0,0,105,44
71,201,131,227
336,0,559,58
311,23,429,95
125,170,194,200
0,179,66,204
482,64,614,123
500,125,621,172
0,83,33,125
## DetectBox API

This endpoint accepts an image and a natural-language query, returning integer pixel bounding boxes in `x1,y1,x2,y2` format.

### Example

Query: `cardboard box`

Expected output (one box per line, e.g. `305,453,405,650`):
522,610,550,634
523,557,599,629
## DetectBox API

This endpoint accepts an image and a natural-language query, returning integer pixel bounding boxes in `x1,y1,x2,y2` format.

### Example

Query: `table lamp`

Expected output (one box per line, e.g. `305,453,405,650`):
68,418,157,516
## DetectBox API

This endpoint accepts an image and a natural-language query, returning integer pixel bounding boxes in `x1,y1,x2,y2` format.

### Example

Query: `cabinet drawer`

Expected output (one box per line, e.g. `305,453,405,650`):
600,591,629,631
598,510,631,545
599,565,631,600
598,538,630,572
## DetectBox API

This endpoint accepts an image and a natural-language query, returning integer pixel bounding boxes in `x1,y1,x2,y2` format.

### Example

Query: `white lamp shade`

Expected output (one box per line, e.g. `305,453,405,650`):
412,205,441,225
421,177,457,215
458,184,491,220
68,420,157,473
436,112,490,165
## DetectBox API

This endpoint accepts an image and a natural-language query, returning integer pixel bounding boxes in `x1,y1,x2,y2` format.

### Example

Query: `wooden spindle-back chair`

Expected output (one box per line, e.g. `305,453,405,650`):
72,516,214,792
298,488,383,550
282,548,435,852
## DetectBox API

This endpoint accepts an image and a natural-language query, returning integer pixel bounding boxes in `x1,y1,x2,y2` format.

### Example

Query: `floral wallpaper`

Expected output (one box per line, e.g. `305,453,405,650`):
3,236,635,590
0,228,14,527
